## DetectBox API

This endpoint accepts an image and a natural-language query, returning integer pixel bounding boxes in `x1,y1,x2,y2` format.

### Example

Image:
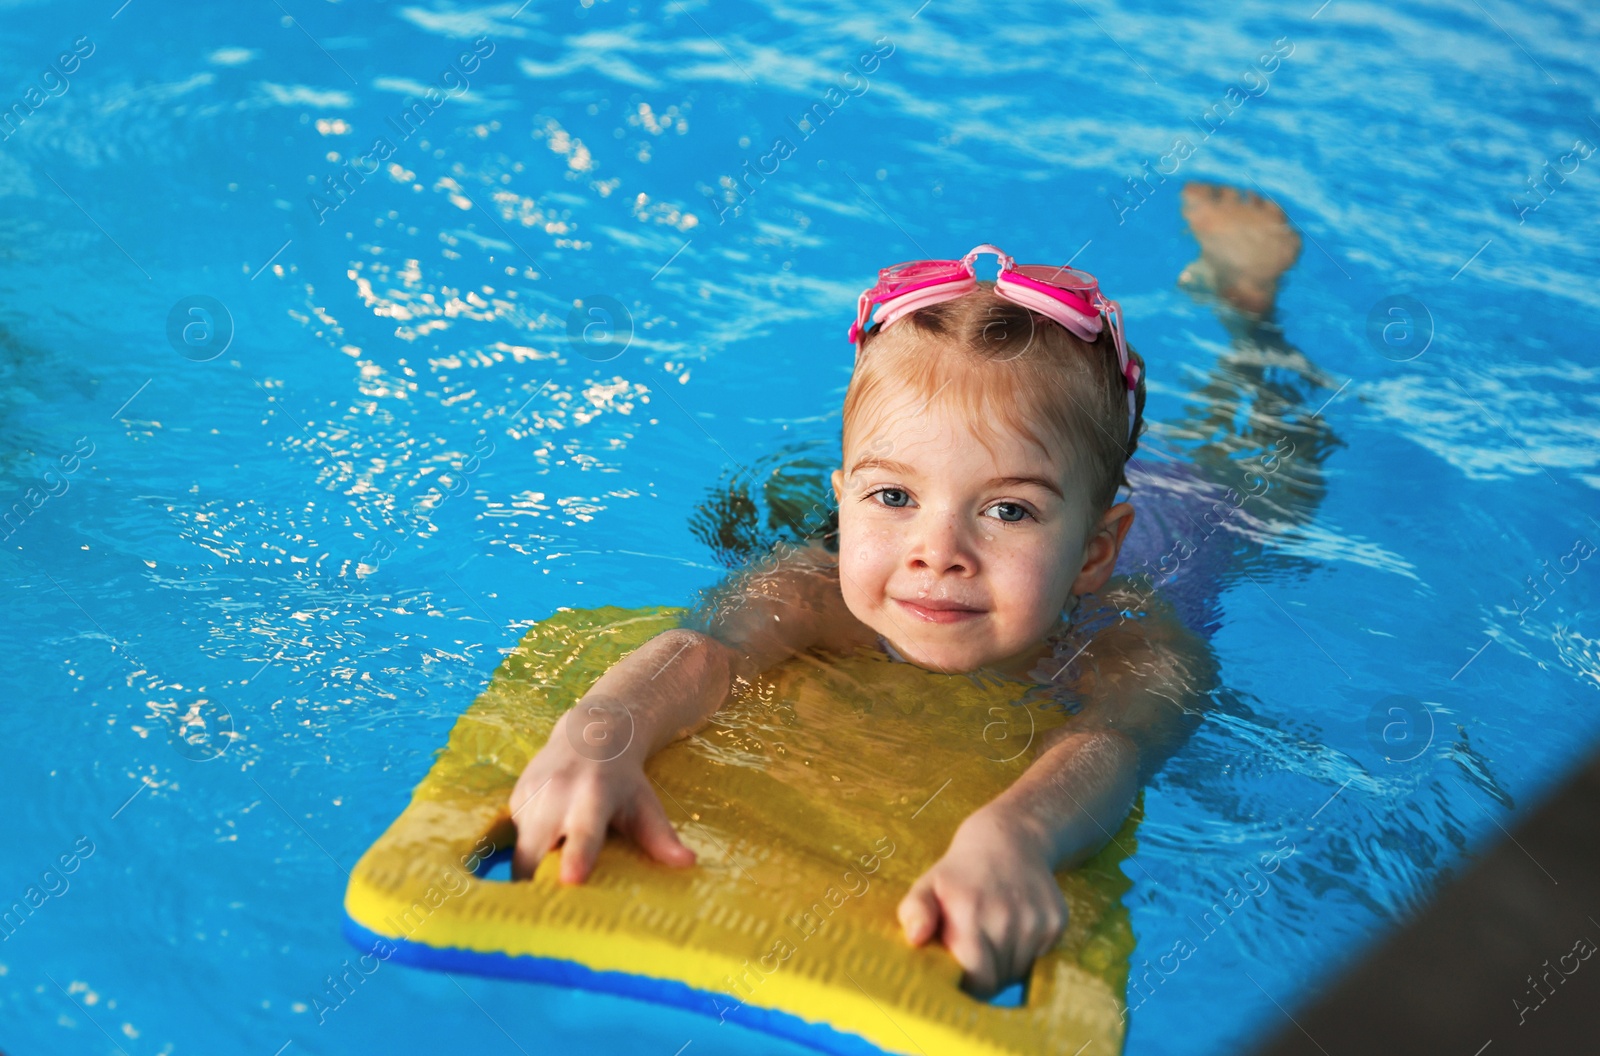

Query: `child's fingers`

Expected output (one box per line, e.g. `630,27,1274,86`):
557,823,607,885
560,784,614,883
623,786,696,868
896,879,941,947
976,899,1063,992
508,767,564,879
510,799,562,880
1031,895,1069,963
938,892,1004,997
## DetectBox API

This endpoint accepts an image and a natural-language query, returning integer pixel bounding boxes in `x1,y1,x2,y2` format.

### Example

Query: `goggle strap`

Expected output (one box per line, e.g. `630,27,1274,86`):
992,279,1102,343
1098,295,1139,445
853,275,976,344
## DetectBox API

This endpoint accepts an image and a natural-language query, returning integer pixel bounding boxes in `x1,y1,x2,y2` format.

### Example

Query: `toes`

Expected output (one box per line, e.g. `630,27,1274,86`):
1177,258,1217,292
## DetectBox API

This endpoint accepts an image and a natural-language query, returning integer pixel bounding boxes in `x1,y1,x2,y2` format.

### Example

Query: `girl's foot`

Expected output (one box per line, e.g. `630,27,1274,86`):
1177,183,1302,318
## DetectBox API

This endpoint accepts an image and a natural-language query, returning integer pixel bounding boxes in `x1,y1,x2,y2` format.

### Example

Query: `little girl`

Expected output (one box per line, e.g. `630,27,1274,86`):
507,182,1330,998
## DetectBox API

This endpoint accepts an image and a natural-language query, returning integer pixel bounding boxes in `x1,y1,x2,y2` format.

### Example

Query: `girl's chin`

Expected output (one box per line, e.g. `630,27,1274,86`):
896,638,1052,680
880,637,987,675
911,656,973,675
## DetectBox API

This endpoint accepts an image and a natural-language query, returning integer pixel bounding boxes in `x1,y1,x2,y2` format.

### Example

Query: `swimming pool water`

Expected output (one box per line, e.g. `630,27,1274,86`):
2,1,1598,1054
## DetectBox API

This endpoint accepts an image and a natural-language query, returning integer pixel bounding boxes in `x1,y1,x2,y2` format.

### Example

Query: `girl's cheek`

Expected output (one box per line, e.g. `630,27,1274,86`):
994,552,1066,608
841,544,883,584
837,575,879,629
833,538,869,585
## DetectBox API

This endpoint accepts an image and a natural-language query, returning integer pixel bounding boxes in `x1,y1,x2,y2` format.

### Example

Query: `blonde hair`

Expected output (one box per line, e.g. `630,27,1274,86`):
841,281,1147,537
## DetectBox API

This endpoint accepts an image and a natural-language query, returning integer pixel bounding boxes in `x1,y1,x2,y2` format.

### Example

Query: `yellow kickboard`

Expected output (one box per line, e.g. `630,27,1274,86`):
344,605,1137,1056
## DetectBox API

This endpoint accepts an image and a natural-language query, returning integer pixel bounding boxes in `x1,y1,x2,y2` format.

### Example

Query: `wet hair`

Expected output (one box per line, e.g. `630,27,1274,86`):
841,280,1147,539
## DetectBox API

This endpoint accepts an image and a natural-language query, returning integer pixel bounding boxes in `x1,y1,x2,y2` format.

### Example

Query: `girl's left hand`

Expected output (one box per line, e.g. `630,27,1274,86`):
896,806,1068,998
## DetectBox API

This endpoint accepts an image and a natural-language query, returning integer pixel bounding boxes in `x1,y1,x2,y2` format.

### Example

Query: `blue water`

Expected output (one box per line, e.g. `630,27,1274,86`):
3,1,1599,1054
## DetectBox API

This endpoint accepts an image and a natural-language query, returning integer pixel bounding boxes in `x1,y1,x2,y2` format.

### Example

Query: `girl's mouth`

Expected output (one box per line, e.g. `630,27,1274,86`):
894,598,985,624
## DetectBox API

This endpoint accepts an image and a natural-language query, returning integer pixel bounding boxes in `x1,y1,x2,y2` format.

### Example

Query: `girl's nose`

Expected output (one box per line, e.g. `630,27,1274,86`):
906,508,978,576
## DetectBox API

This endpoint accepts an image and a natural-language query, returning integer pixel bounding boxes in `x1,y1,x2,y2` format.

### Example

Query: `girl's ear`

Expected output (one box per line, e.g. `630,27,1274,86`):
1071,502,1136,597
831,468,845,503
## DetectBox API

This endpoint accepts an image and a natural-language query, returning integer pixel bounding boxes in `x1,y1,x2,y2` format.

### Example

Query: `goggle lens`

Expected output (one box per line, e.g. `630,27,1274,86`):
1011,263,1097,290
878,258,965,289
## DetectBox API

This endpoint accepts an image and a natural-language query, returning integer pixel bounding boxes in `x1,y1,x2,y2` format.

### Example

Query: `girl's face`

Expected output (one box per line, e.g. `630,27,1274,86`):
831,378,1131,678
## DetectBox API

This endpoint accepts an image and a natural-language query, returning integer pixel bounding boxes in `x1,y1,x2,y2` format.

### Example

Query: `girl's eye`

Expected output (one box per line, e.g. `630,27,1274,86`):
986,502,1032,523
870,487,911,508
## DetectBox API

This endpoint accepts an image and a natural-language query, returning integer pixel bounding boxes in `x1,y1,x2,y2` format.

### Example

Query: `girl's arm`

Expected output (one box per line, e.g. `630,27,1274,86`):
988,596,1214,869
510,539,867,881
897,589,1215,996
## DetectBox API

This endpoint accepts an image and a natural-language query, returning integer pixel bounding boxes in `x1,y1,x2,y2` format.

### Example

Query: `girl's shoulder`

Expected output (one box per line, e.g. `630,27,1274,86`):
688,536,875,671
771,539,882,657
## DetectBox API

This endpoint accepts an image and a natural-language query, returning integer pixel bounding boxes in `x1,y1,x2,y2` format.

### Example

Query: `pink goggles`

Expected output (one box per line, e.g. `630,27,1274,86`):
847,243,1141,442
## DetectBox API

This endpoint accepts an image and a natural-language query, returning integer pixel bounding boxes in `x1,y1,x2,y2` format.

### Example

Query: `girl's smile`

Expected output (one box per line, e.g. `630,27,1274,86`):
895,597,986,624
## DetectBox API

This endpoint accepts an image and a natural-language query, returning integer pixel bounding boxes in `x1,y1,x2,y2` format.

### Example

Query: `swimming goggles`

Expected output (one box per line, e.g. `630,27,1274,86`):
847,243,1140,441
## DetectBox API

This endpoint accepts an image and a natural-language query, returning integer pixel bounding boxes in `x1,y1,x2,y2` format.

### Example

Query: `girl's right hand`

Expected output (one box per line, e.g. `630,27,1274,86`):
508,702,697,884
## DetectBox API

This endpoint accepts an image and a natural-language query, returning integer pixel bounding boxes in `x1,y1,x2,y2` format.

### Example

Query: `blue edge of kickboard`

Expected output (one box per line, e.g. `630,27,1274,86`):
339,913,891,1056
